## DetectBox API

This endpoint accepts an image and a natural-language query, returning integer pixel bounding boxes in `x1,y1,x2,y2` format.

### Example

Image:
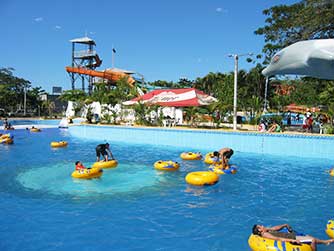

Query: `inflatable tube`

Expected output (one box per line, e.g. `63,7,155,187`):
1,137,13,144
30,128,41,132
330,169,334,176
326,220,334,238
248,234,312,251
50,141,68,148
209,165,237,175
92,160,118,169
204,152,221,165
154,160,180,171
71,167,103,179
0,134,11,139
180,152,202,160
185,171,219,186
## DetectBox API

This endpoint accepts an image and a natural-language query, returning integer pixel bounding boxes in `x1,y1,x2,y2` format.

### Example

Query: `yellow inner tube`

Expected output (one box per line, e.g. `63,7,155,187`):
180,152,202,160
92,160,118,169
30,128,41,132
0,134,11,139
50,141,68,147
154,160,180,171
209,166,226,175
204,152,222,165
71,167,103,179
185,171,219,186
248,234,312,251
1,137,13,144
209,164,237,175
330,169,334,176
326,220,334,238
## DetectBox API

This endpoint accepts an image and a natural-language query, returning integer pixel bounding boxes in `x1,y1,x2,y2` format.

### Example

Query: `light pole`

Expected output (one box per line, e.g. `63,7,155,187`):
228,53,253,130
263,77,269,113
24,85,27,116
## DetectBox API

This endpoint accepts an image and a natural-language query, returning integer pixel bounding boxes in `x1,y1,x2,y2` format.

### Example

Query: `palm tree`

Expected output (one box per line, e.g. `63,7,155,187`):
41,100,55,117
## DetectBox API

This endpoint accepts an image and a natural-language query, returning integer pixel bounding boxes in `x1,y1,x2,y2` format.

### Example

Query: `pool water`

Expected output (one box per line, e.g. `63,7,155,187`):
1,128,334,251
0,119,60,126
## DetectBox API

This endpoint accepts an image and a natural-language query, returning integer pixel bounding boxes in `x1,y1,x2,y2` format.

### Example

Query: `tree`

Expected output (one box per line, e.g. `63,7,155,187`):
319,81,334,124
41,100,56,117
0,67,44,113
255,0,334,62
59,89,87,102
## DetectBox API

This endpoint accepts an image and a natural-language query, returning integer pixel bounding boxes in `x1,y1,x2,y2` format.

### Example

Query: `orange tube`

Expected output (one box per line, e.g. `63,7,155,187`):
66,67,135,86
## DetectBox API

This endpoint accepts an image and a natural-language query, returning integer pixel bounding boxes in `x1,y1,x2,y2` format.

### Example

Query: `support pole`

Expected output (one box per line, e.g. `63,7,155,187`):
264,77,269,113
228,52,253,130
24,86,27,116
233,55,238,131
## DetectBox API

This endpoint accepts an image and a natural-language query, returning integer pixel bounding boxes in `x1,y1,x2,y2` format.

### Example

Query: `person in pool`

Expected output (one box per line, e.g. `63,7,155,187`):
212,151,221,165
95,143,114,162
75,161,87,172
252,224,334,251
218,147,234,169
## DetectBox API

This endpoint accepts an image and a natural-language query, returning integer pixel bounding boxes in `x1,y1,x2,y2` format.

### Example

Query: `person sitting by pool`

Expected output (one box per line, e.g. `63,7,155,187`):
95,143,114,162
258,120,266,132
75,161,87,173
268,121,281,133
218,147,234,169
252,224,334,251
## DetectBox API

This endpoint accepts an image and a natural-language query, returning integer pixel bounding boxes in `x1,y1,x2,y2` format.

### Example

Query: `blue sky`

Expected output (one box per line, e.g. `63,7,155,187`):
0,0,298,93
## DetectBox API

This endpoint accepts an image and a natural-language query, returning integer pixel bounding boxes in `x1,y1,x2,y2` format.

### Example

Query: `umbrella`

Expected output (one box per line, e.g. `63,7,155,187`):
262,39,334,80
123,88,217,107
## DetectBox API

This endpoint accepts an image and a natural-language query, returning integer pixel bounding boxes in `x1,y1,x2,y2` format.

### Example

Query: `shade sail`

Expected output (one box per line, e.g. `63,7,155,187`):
262,39,334,80
123,88,217,107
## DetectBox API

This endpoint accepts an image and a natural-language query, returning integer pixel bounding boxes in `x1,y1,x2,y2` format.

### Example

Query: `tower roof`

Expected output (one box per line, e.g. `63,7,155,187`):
70,36,96,45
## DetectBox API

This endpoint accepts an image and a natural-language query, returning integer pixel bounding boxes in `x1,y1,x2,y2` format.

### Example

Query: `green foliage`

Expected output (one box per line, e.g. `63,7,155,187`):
148,80,175,88
0,67,45,113
324,124,334,134
59,89,87,102
133,102,156,126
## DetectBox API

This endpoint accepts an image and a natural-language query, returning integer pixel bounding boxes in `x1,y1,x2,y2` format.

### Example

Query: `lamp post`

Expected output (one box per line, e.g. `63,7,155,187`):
263,77,269,113
23,85,27,116
228,53,253,130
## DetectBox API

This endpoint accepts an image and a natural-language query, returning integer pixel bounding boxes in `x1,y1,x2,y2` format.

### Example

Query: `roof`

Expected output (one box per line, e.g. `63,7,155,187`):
69,37,96,45
123,88,217,107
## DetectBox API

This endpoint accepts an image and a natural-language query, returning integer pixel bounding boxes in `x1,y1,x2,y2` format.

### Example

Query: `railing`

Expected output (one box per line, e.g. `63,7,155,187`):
74,50,96,58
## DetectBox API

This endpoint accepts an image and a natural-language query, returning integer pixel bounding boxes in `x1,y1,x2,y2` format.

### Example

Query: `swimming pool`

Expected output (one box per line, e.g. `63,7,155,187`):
0,119,60,126
1,124,334,251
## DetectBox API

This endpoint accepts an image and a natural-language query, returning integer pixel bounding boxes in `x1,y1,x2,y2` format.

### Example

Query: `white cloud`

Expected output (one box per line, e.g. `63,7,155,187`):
216,7,227,13
34,17,43,22
89,31,96,35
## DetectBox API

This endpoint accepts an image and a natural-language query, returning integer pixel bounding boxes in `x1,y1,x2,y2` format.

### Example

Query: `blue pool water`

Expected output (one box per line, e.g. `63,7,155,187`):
0,119,60,126
1,125,334,251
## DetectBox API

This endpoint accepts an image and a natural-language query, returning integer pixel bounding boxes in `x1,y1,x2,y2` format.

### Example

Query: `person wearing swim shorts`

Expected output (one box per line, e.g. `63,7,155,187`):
252,223,334,251
95,143,114,162
218,147,234,169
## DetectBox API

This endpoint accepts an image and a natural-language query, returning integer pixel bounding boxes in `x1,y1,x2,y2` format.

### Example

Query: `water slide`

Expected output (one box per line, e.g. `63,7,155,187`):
65,67,135,86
